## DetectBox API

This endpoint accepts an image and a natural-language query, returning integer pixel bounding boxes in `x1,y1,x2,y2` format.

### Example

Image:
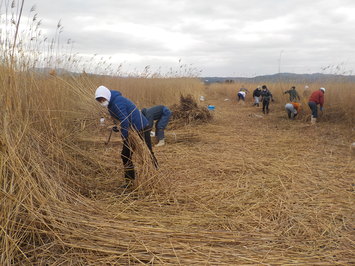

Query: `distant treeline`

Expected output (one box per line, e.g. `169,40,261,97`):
202,73,355,84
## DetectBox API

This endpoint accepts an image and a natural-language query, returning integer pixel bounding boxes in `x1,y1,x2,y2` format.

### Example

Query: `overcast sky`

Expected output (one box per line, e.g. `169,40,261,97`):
17,0,355,76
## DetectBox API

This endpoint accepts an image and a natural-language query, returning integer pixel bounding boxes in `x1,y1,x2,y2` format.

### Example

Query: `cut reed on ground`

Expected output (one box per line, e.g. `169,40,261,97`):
1,3,354,264
2,67,354,264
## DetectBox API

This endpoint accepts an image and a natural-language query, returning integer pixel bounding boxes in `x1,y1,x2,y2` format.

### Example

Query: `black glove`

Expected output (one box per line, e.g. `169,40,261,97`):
112,126,119,132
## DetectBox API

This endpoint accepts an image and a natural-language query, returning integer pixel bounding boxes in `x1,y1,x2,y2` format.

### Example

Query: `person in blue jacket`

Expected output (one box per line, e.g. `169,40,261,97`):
95,85,158,187
141,105,172,147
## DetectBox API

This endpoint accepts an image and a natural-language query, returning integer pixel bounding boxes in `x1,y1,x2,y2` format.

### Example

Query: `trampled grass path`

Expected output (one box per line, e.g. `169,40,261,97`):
53,94,355,265
86,95,354,264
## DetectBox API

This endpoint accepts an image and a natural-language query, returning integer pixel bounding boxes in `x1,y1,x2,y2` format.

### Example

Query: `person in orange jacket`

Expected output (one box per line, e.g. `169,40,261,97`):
308,87,325,124
285,102,301,120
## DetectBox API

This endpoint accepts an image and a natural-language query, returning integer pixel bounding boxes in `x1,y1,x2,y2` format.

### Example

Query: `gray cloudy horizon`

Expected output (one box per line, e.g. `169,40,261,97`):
18,0,355,76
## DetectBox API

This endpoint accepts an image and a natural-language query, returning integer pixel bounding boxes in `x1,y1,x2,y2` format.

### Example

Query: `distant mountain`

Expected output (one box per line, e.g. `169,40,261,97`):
201,73,355,84
29,68,355,83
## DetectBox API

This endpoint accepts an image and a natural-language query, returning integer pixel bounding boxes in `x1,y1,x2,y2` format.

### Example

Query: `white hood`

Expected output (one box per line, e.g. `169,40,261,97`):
95,86,111,102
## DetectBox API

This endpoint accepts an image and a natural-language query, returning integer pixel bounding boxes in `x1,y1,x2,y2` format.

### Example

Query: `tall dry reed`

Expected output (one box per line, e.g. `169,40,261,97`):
0,3,204,263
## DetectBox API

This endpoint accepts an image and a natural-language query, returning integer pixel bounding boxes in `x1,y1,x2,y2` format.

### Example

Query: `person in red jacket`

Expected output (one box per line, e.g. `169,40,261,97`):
308,87,325,124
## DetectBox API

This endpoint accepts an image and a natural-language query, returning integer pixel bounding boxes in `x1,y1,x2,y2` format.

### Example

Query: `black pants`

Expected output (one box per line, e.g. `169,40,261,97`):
121,128,158,180
262,100,270,113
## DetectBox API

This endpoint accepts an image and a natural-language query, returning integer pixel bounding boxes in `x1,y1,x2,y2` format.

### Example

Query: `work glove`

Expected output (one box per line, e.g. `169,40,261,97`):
112,126,119,132
320,107,324,111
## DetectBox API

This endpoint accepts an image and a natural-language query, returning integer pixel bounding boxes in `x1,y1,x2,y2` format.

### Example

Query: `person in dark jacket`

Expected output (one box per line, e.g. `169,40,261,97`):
260,85,274,114
141,105,172,147
284,86,300,102
95,85,158,187
308,87,325,124
252,86,262,107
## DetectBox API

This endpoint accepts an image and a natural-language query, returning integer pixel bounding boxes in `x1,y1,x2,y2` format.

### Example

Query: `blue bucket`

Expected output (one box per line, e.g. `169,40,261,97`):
207,105,215,110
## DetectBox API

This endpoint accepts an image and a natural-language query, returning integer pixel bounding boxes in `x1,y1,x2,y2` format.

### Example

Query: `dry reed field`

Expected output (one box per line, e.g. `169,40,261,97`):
1,68,355,265
1,3,354,264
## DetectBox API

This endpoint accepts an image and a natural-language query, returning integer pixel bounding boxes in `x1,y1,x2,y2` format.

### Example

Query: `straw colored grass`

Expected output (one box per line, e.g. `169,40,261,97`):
169,94,213,129
1,70,354,264
2,5,352,264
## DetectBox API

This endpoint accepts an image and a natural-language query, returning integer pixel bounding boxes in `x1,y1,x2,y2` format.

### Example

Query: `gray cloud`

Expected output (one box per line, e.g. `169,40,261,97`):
17,0,355,76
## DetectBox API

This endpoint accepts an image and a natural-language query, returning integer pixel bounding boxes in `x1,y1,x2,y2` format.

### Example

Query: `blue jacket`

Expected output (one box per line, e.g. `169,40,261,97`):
108,90,148,139
141,105,172,129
